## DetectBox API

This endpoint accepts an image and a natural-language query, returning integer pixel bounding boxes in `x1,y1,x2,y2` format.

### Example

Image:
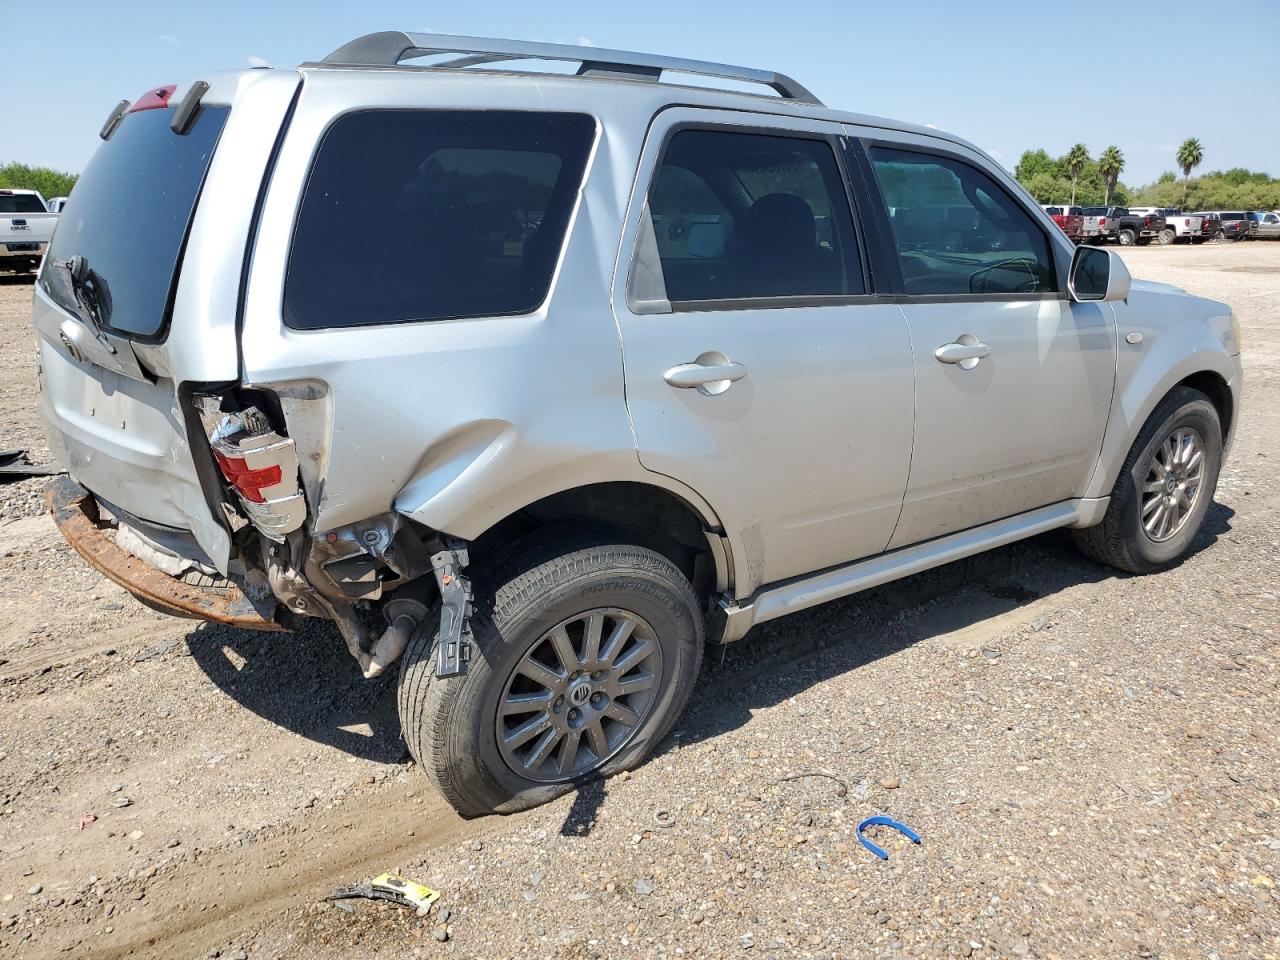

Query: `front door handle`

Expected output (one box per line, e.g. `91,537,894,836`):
664,353,747,396
934,337,991,370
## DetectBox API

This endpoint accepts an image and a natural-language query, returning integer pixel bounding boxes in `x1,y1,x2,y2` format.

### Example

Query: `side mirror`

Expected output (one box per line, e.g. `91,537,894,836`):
1069,245,1131,302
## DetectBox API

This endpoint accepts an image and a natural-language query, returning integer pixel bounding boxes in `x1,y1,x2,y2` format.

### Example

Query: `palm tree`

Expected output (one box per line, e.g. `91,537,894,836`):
1176,138,1204,207
1098,145,1125,205
1065,143,1090,206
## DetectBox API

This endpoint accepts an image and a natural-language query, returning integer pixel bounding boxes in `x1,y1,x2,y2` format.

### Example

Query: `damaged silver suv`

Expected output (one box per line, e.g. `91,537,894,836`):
36,33,1243,816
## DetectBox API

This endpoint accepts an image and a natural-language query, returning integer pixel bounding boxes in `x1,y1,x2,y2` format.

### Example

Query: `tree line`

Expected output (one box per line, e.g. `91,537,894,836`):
0,162,79,200
1014,138,1280,211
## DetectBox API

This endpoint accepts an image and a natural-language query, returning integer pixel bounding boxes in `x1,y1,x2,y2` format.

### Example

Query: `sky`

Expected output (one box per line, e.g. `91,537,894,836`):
3,0,1277,186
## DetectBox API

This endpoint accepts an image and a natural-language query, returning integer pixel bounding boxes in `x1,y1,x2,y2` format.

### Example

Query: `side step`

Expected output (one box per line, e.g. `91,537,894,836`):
719,499,1107,642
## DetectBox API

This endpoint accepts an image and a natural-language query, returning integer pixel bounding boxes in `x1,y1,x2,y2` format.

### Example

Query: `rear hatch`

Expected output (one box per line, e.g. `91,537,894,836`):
31,71,299,572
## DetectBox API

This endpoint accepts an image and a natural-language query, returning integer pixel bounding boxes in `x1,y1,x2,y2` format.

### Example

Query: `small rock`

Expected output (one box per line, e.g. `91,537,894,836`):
28,885,42,896
469,839,483,852
111,797,131,808
879,777,901,790
229,950,247,960
981,647,1002,660
433,924,449,943
437,905,452,924
740,933,755,949
634,879,654,896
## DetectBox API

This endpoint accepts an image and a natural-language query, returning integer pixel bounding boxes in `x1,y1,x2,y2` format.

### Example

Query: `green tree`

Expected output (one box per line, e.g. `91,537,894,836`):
1175,138,1204,208
1097,146,1125,205
0,162,78,199
1064,143,1090,206
1015,148,1059,183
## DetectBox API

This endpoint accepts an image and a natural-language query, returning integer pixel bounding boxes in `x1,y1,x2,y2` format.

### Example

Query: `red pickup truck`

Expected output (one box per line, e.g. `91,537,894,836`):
1040,205,1085,243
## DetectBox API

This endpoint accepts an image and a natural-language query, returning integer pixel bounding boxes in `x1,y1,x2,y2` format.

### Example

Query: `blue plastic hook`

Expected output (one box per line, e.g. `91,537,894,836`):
856,815,922,860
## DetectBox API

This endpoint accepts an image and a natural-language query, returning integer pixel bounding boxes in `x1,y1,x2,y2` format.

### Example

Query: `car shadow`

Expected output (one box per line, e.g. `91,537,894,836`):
185,615,407,763
180,501,1234,824
0,273,37,286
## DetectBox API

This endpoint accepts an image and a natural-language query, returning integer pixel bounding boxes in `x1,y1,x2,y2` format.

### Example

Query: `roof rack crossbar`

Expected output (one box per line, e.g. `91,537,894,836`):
320,31,822,105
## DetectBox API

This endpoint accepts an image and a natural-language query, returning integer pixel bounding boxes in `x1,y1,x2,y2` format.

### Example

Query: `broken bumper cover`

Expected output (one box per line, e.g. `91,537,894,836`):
47,476,285,632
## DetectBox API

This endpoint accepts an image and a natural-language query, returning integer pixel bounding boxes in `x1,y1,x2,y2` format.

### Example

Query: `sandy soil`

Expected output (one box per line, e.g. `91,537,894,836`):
0,242,1277,959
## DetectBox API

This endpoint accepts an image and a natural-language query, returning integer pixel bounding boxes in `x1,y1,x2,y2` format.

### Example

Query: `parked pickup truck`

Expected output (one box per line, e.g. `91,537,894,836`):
0,188,58,274
1040,205,1084,242
1081,206,1170,246
1130,208,1205,244
1194,211,1252,241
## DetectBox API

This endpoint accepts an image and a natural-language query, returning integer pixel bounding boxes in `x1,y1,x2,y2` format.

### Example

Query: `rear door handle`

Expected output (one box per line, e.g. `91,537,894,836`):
664,355,747,396
934,338,990,370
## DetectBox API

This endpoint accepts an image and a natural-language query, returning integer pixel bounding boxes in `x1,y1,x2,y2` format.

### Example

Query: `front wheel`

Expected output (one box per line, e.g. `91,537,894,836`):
1073,386,1222,574
398,536,704,817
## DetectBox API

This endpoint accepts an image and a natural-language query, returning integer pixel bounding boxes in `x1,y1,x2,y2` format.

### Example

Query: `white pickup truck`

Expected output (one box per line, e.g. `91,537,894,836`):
1,188,59,274
1130,207,1205,244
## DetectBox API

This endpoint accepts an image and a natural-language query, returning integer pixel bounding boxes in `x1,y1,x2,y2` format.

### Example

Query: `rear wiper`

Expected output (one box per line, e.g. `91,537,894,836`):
54,255,116,354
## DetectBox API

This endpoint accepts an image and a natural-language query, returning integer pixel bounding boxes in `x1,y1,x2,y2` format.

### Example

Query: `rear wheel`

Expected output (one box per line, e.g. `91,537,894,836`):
1118,228,1136,246
1157,228,1176,245
398,536,704,817
1073,387,1222,574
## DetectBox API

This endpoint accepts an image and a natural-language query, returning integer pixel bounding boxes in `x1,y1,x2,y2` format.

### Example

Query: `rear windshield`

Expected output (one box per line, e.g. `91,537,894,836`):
40,105,228,339
0,193,47,213
1219,212,1245,220
284,110,596,330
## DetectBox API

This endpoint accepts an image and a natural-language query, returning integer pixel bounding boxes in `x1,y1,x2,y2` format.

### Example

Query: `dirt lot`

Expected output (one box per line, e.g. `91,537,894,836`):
1,243,1277,960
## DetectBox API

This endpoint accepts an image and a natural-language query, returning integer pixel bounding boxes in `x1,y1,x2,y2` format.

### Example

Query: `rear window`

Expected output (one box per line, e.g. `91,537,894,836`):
40,105,229,339
284,110,596,330
1219,212,1245,221
0,193,47,213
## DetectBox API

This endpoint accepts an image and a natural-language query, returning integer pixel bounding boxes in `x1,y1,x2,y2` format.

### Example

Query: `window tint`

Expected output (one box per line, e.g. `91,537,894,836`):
285,111,596,329
642,129,864,303
870,147,1055,296
40,106,229,338
0,193,48,213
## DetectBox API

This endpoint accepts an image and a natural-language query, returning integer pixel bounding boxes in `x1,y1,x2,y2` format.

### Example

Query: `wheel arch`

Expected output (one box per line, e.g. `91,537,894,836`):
464,480,734,603
1084,345,1240,502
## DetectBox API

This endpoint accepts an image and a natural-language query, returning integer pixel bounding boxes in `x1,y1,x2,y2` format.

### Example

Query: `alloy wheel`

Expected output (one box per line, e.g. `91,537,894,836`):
496,608,663,782
1141,426,1205,542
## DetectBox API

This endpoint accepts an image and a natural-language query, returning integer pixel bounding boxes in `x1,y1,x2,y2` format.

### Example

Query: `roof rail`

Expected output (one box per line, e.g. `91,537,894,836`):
319,31,822,105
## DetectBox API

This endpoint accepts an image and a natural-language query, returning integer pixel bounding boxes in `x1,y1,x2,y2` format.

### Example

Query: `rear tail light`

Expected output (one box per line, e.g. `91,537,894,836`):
194,399,306,541
1099,218,1107,227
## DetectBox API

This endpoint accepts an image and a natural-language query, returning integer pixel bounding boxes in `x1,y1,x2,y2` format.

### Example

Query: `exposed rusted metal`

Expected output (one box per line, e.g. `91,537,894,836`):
47,476,286,632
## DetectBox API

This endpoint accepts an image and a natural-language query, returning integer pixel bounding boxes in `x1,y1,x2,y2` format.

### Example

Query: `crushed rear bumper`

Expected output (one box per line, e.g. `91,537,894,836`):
47,476,284,632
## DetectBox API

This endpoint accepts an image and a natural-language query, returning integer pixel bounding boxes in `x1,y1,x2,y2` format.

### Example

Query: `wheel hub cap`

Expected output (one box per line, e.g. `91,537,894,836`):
496,608,662,783
1141,426,1205,542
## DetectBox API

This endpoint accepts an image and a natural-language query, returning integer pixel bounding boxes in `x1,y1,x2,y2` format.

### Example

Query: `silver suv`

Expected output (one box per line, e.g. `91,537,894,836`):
35,33,1243,816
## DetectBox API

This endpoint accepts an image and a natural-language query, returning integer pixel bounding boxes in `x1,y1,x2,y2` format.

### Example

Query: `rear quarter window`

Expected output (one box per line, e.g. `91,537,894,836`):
283,110,596,330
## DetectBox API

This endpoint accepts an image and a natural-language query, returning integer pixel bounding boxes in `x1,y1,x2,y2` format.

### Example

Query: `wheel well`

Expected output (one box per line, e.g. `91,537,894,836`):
1178,371,1234,440
468,482,720,602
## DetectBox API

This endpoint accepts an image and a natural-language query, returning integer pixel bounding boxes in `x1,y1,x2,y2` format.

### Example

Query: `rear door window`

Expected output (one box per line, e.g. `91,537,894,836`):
869,146,1056,296
636,128,865,305
40,105,229,339
284,110,596,329
0,193,49,213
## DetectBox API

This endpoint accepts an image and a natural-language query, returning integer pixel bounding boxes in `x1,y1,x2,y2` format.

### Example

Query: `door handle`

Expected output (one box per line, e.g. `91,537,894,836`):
663,354,747,396
934,337,991,370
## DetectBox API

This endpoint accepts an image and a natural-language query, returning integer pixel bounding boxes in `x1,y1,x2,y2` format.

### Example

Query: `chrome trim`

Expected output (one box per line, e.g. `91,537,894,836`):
718,500,1090,641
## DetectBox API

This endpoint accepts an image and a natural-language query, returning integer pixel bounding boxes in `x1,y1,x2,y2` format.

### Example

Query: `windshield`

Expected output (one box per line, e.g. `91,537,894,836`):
0,193,47,213
40,104,228,339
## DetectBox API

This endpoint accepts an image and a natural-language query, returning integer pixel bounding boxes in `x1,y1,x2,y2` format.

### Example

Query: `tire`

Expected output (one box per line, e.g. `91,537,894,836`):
1118,228,1136,246
1073,386,1222,574
398,534,704,817
1157,228,1175,245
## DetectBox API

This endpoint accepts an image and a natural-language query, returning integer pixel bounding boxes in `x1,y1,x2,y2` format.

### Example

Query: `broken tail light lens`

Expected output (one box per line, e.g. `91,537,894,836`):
194,398,306,541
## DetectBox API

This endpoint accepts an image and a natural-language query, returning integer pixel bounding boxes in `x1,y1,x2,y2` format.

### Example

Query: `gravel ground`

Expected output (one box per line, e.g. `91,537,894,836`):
1,244,1278,960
